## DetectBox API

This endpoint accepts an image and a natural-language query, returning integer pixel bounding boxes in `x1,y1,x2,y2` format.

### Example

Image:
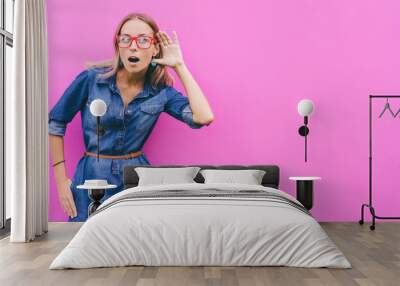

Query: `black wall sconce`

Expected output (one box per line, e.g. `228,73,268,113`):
297,99,314,162
89,99,107,161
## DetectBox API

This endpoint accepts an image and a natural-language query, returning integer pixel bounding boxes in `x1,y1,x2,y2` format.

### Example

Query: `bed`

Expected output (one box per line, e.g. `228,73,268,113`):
49,165,351,269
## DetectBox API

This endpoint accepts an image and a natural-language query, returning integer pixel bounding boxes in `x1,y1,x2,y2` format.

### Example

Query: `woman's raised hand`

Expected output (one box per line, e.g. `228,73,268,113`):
152,30,185,68
57,177,77,218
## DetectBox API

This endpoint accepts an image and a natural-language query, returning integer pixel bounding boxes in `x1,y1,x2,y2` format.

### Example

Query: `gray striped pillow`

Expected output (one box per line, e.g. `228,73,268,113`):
135,167,201,186
200,169,266,185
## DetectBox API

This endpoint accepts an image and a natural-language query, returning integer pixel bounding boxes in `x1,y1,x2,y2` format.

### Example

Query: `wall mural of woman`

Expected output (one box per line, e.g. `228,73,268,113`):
48,12,214,222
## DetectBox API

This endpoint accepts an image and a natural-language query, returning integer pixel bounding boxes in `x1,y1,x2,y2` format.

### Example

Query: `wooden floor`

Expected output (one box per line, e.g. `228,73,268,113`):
0,222,399,286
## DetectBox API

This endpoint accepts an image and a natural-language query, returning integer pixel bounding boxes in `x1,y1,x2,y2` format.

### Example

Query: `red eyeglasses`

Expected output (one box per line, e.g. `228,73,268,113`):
116,34,156,49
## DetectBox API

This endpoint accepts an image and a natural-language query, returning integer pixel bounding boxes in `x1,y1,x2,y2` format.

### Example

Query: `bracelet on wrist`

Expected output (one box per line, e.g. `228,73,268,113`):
53,160,65,167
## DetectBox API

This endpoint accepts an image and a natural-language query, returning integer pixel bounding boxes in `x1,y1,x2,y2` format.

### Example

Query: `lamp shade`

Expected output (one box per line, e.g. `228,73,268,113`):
90,99,107,117
297,99,314,117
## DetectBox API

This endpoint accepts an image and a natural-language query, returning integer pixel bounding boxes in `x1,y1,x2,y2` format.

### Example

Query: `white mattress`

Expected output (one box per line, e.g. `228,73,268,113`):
49,183,351,269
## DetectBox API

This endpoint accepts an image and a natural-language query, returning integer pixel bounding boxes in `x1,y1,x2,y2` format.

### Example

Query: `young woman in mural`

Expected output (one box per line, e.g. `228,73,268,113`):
48,13,214,222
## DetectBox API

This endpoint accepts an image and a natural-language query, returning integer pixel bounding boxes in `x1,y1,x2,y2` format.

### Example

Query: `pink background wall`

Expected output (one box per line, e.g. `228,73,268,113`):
46,0,400,222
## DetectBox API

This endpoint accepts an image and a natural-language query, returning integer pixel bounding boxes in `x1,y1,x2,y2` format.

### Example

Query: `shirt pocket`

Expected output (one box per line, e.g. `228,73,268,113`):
136,103,164,131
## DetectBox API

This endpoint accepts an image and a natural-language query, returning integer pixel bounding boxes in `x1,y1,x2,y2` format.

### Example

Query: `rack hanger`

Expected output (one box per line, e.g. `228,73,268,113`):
378,97,396,118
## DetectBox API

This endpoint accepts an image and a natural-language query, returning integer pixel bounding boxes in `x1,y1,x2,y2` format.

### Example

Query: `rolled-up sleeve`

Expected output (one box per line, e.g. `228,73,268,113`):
48,69,90,136
164,86,204,129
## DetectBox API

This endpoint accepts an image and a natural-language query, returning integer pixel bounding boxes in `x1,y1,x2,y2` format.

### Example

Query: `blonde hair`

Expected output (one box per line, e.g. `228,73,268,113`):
85,12,174,89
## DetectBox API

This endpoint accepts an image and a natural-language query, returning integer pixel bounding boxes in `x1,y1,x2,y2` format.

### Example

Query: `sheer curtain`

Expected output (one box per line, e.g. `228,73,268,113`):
7,0,49,242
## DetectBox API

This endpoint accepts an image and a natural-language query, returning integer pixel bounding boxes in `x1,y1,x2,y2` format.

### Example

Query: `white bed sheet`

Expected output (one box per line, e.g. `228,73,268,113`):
49,183,351,269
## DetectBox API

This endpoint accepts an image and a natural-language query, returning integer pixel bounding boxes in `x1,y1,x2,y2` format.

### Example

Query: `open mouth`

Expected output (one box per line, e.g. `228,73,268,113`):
128,56,140,63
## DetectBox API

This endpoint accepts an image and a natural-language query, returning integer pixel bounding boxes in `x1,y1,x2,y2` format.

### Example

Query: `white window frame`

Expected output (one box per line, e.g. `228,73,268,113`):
0,0,14,233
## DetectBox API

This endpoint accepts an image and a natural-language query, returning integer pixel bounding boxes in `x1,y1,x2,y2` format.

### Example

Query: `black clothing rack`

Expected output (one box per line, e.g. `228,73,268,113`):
359,95,400,230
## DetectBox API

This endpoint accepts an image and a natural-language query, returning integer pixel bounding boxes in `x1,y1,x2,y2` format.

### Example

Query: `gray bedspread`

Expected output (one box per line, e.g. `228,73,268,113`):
50,183,351,269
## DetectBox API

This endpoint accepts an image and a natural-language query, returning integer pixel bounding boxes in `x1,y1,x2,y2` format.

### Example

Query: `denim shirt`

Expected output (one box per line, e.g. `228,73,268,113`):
48,67,205,221
49,66,204,153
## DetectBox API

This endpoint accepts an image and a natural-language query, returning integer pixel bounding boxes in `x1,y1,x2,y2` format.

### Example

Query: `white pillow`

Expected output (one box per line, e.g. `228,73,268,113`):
200,169,266,185
135,167,201,186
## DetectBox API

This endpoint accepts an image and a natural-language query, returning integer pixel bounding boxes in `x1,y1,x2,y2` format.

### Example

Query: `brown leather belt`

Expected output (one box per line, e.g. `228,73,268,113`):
84,150,142,159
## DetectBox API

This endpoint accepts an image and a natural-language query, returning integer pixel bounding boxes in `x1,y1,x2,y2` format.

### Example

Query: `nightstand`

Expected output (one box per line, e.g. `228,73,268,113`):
77,180,117,215
289,177,321,210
